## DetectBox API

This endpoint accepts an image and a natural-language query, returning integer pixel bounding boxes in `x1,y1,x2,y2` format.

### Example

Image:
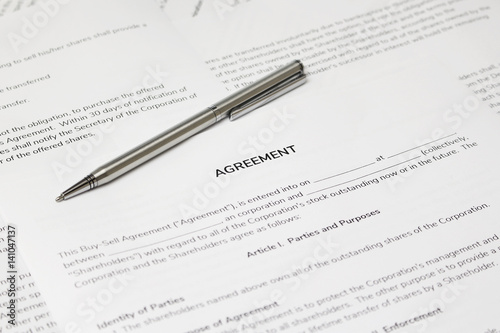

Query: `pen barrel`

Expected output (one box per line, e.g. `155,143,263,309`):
93,108,217,185
58,60,307,201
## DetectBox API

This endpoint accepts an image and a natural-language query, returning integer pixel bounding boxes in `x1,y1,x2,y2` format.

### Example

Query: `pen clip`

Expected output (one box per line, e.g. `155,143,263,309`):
229,72,306,121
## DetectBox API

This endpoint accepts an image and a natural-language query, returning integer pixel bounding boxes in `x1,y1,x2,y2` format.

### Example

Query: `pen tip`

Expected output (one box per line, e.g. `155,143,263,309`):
55,195,64,202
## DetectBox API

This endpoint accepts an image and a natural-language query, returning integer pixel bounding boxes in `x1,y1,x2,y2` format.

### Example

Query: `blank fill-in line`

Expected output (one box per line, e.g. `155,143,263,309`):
108,222,224,256
387,133,457,159
314,162,376,183
307,156,421,196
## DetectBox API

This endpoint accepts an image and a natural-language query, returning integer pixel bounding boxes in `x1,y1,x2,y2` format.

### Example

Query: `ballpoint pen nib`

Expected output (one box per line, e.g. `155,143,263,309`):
55,195,64,202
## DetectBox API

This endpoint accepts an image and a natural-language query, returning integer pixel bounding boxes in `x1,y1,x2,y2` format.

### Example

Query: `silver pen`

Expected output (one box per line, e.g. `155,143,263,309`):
56,60,306,201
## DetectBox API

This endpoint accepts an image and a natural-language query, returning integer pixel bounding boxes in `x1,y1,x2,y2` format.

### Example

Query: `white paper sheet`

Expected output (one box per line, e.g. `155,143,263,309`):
163,0,255,21
1,0,500,332
0,0,224,331
0,0,36,17
172,0,500,101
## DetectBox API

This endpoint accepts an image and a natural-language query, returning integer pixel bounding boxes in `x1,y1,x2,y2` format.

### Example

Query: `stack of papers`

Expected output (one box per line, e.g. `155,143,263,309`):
1,0,499,332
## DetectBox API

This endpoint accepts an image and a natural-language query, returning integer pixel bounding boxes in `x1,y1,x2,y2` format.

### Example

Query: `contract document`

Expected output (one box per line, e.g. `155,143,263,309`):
1,0,500,332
